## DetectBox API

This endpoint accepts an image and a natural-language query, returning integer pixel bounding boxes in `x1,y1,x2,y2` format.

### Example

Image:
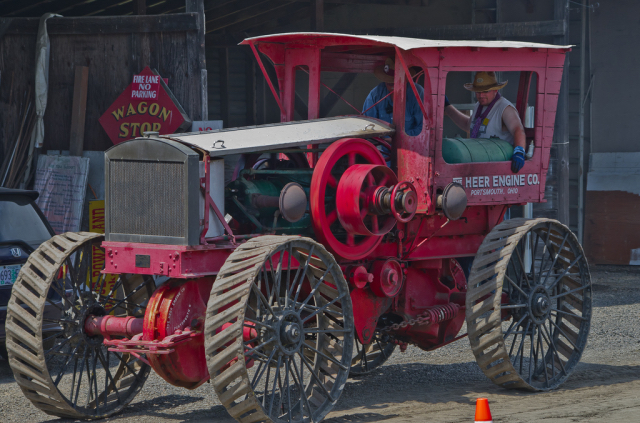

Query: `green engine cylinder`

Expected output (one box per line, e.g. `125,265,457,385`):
225,170,313,235
442,137,514,164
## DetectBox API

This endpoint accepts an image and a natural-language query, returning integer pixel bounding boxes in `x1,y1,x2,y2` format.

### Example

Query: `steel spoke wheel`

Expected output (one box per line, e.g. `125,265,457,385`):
206,235,354,423
6,232,154,418
466,218,592,391
349,332,395,377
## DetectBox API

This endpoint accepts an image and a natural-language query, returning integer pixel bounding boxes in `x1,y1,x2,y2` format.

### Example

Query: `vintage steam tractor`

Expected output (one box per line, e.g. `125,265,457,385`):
6,34,591,421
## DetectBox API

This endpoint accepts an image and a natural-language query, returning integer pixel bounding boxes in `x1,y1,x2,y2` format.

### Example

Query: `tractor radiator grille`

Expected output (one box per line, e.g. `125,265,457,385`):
108,160,185,238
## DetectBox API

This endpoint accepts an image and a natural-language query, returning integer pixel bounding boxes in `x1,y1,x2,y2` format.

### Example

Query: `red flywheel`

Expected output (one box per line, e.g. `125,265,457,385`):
310,138,389,260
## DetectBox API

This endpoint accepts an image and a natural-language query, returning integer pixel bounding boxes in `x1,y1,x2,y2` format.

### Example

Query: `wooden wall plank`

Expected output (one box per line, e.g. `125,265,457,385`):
2,14,198,35
69,66,89,157
584,190,640,265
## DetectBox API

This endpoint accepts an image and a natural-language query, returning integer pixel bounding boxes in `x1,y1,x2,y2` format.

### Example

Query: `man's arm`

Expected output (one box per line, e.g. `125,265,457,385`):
444,103,471,133
502,106,526,149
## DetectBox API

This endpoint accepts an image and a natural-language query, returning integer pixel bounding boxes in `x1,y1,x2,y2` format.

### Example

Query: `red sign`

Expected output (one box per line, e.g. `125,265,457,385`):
99,67,190,145
131,74,160,100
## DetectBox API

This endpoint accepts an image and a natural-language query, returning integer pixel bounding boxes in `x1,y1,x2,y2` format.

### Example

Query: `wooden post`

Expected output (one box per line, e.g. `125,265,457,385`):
311,0,324,31
245,51,257,125
219,47,230,127
554,0,570,225
133,0,146,15
69,66,89,157
187,0,207,120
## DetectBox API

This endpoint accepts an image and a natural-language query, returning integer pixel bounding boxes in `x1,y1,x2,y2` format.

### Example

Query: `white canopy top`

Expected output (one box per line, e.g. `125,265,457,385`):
243,32,571,51
161,116,393,157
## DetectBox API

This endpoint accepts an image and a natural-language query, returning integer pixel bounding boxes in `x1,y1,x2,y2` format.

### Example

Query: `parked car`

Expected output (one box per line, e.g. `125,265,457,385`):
0,188,57,359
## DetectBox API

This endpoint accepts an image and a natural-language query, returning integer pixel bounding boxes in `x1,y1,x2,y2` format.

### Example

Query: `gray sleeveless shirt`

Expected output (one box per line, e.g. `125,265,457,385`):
471,96,515,145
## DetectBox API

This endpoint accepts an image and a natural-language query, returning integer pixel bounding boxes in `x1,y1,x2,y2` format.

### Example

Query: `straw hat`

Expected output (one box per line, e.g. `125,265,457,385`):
464,71,507,92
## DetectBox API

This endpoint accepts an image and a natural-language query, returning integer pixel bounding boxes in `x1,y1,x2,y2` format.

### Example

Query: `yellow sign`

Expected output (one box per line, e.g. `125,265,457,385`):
89,200,118,296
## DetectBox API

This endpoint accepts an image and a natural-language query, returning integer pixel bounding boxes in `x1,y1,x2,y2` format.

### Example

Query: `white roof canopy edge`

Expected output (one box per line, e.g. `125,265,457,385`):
242,32,572,50
159,116,394,157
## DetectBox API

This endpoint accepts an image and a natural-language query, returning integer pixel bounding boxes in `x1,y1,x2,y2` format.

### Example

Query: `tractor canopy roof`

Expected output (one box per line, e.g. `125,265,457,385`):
241,32,571,52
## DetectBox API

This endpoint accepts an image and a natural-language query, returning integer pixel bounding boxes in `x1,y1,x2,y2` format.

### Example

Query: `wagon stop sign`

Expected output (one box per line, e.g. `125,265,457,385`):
99,66,190,144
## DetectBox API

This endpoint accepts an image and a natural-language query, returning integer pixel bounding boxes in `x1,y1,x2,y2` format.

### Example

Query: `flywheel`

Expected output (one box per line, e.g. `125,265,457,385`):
466,218,592,391
6,232,155,418
205,235,354,423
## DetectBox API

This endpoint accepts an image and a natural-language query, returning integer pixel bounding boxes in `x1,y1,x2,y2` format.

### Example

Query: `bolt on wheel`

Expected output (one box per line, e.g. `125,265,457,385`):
6,232,155,418
466,218,592,391
205,235,354,423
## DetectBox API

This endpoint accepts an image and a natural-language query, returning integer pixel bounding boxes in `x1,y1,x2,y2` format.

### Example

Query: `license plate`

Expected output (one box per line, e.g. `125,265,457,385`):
0,264,22,286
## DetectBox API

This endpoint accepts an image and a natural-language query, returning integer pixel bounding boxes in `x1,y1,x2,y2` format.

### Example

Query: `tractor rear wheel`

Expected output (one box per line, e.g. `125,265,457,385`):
205,235,354,423
466,218,592,391
6,232,154,418
349,332,395,377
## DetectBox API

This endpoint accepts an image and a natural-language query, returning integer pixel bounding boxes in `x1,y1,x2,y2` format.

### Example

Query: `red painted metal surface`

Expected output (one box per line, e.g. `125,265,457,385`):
310,138,387,260
85,315,143,339
370,259,403,298
102,241,233,278
351,286,391,344
390,181,418,223
104,34,569,361
142,278,214,389
336,164,397,236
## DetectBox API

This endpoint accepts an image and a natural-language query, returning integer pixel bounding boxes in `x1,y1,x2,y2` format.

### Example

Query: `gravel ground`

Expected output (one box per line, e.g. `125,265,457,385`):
1,265,639,422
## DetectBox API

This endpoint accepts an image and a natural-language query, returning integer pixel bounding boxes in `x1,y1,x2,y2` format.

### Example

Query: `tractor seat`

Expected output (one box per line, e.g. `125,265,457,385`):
442,137,514,164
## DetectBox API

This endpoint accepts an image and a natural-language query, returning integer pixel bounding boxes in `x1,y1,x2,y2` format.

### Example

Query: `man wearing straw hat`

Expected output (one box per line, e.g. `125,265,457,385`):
362,57,424,136
445,71,527,173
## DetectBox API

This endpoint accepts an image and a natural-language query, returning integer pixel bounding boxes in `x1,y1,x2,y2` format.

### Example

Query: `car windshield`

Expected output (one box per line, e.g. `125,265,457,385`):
0,196,52,249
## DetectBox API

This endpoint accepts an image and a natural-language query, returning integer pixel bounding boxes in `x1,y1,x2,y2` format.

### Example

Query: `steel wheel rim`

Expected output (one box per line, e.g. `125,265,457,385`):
6,233,153,418
466,218,592,391
206,236,354,423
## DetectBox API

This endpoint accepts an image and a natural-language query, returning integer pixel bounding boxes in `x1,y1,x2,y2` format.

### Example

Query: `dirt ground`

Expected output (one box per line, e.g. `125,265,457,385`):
1,265,639,423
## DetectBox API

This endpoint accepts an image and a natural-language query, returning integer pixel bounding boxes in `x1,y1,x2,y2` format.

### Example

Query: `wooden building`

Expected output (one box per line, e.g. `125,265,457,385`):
1,1,637,265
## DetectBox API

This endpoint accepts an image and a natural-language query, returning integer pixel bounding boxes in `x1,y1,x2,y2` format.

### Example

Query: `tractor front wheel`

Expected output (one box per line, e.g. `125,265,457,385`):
6,232,154,419
205,235,354,423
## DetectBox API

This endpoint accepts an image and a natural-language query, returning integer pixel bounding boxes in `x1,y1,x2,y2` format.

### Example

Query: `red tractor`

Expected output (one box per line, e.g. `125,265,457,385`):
6,34,591,422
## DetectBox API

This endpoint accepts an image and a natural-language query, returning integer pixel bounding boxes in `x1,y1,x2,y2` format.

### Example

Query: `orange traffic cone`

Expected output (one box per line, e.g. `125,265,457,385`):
475,398,493,423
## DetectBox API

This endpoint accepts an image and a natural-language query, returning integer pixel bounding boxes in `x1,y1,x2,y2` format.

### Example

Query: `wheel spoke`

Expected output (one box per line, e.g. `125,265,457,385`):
297,351,335,402
268,355,282,417
504,274,527,297
301,295,344,324
348,152,356,166
542,232,570,287
548,254,584,292
550,284,588,300
301,342,347,371
298,263,334,309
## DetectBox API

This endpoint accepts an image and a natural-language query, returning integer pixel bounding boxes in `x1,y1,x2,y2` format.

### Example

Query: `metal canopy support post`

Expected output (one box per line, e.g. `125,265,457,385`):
554,0,570,225
249,41,285,116
394,47,428,122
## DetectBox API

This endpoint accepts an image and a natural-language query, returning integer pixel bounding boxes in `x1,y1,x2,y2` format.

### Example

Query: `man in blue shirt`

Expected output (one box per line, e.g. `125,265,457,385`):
362,57,424,136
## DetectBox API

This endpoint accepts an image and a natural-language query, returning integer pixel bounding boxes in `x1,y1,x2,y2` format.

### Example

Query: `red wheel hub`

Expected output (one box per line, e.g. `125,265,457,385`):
310,138,387,260
370,259,404,298
337,164,397,236
390,181,418,223
143,278,214,389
